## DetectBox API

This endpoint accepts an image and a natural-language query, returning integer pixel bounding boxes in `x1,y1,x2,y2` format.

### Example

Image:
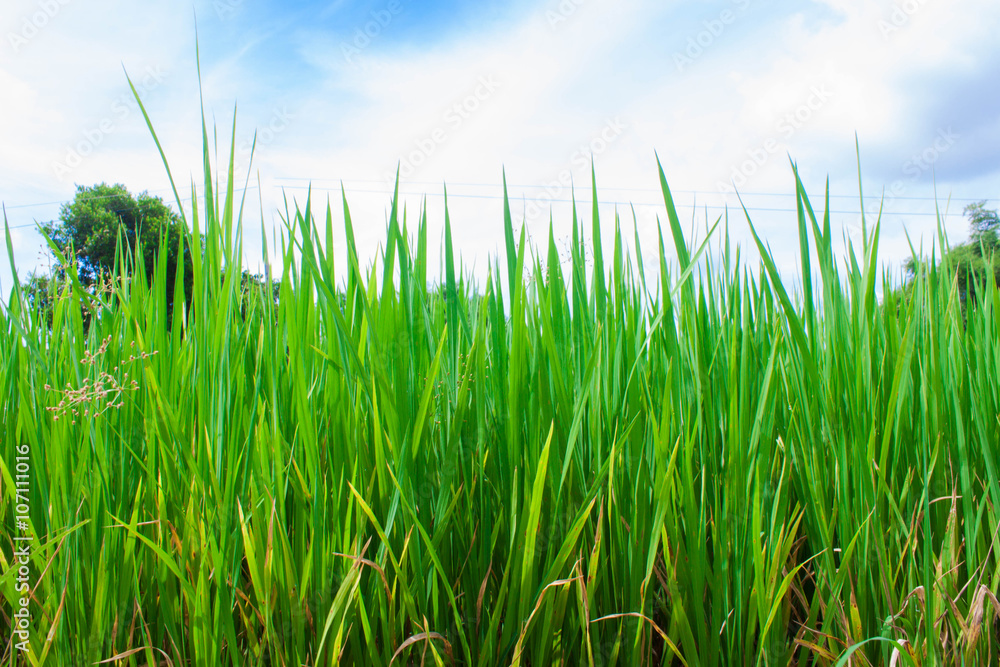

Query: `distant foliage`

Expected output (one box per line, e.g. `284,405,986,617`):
29,183,193,326
905,200,1000,307
966,200,1000,247
42,182,190,287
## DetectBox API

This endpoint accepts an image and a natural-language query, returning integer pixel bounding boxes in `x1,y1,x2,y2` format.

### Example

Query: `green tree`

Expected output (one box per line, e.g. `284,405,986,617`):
965,200,1000,247
38,183,193,316
904,199,1000,310
28,183,285,329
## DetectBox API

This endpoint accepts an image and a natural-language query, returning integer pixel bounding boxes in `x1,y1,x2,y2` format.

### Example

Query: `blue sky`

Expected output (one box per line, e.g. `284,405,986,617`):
2,0,999,297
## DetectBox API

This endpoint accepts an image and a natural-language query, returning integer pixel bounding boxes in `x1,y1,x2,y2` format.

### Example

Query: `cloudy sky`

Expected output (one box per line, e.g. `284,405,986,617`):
2,0,999,299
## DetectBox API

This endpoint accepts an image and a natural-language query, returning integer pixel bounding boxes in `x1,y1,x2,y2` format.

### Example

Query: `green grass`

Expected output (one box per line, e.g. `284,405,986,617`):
1,86,999,666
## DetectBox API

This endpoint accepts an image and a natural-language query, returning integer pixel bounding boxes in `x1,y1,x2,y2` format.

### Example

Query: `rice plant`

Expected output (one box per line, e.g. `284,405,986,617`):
1,75,998,666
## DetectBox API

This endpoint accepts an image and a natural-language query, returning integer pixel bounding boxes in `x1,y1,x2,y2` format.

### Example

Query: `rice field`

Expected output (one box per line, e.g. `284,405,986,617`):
1,92,999,666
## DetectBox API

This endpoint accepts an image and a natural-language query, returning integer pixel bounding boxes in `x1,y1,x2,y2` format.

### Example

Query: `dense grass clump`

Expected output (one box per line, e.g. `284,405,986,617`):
1,96,999,666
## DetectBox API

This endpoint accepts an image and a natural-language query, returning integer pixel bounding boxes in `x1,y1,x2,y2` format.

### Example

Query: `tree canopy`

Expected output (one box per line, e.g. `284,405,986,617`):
25,182,286,328
905,199,1000,309
965,200,1000,248
41,182,190,287
26,183,193,325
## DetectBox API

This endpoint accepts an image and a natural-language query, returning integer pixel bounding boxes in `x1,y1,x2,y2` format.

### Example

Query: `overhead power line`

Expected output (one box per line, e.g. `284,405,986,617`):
3,180,993,230
265,185,986,217
272,176,998,203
